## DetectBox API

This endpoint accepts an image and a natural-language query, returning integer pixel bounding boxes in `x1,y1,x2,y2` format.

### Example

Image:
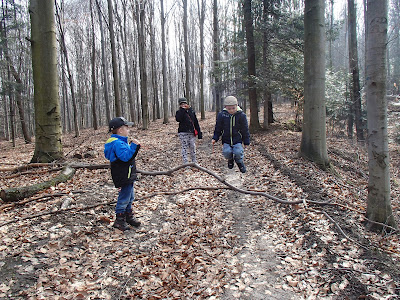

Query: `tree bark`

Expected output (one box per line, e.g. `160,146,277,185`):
161,0,169,124
243,0,261,132
29,0,63,163
300,0,329,169
213,0,221,115
107,0,122,117
0,166,75,202
365,0,397,230
348,0,364,141
182,0,191,101
136,1,149,129
89,0,98,130
198,0,206,120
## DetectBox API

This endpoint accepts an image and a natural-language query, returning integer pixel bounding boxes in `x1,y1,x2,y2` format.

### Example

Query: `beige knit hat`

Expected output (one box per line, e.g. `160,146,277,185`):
223,96,238,106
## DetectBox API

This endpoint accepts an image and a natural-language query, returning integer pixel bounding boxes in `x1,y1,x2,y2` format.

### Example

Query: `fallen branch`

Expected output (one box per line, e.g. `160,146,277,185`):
0,166,76,202
308,207,369,250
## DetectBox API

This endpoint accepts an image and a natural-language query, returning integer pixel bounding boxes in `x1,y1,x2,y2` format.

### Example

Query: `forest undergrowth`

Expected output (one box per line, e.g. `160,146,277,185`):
0,102,399,299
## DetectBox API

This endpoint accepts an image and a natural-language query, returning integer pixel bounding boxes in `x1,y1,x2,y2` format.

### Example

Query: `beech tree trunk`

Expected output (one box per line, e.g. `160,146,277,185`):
29,0,63,163
107,0,121,117
198,0,206,120
136,2,149,129
89,0,98,130
213,0,221,115
161,0,169,124
300,0,329,169
183,0,191,101
243,0,261,132
348,0,364,141
365,0,397,230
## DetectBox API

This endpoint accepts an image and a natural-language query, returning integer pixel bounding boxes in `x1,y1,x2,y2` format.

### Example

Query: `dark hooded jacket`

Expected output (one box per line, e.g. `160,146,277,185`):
212,107,250,146
175,107,202,139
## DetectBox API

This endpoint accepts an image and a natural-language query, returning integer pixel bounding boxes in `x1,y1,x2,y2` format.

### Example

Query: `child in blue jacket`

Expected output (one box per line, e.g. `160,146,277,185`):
212,96,250,173
104,117,141,231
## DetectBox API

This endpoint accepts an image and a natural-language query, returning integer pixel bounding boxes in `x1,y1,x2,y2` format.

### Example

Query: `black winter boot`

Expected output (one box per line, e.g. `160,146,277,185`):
236,162,246,173
113,213,130,231
125,211,141,228
228,159,234,169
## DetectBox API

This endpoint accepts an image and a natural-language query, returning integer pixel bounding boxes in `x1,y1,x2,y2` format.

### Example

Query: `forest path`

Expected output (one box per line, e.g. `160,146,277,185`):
218,169,297,299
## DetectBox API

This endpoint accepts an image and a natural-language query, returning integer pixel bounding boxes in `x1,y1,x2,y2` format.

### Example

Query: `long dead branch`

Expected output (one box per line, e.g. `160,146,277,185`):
0,166,76,202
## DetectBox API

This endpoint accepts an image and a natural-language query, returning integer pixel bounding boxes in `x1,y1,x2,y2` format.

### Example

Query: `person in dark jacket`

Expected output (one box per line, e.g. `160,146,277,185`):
175,97,202,164
212,96,250,173
104,117,141,231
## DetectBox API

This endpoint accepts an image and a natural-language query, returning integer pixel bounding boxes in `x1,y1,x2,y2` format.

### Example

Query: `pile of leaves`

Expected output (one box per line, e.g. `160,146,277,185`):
0,102,399,299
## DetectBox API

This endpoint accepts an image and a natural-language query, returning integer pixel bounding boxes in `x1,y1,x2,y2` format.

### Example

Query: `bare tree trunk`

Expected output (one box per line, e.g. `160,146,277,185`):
197,0,206,120
300,0,329,169
136,1,149,129
107,0,121,117
96,0,111,124
161,0,169,124
149,1,160,121
55,3,80,137
213,0,221,116
243,0,261,132
182,0,190,101
29,0,63,162
89,0,98,130
262,0,271,129
348,0,364,141
7,68,16,147
365,0,397,230
329,0,334,70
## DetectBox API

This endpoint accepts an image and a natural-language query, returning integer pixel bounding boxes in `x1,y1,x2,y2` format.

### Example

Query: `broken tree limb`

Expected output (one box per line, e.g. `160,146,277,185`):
138,163,311,205
0,166,76,202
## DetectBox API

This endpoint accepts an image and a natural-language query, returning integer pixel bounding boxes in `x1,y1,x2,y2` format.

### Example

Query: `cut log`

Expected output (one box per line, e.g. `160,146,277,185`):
0,166,76,202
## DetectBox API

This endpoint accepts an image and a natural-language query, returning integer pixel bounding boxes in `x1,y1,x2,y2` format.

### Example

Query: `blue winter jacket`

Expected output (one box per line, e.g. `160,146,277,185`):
212,107,250,146
104,134,140,188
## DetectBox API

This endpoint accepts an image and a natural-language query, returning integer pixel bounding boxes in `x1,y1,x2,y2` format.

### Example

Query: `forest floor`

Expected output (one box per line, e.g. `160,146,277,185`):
0,102,399,300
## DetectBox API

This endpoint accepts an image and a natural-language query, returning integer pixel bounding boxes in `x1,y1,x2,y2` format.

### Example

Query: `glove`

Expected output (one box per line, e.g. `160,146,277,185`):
197,132,203,139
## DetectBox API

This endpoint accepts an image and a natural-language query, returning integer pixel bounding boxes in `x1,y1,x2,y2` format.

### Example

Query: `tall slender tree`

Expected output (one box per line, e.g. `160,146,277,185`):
182,0,190,101
348,0,364,141
197,0,206,120
107,0,121,117
29,0,63,162
300,0,329,168
136,1,149,129
243,0,261,132
161,0,169,124
365,0,397,230
213,0,221,116
90,0,98,130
